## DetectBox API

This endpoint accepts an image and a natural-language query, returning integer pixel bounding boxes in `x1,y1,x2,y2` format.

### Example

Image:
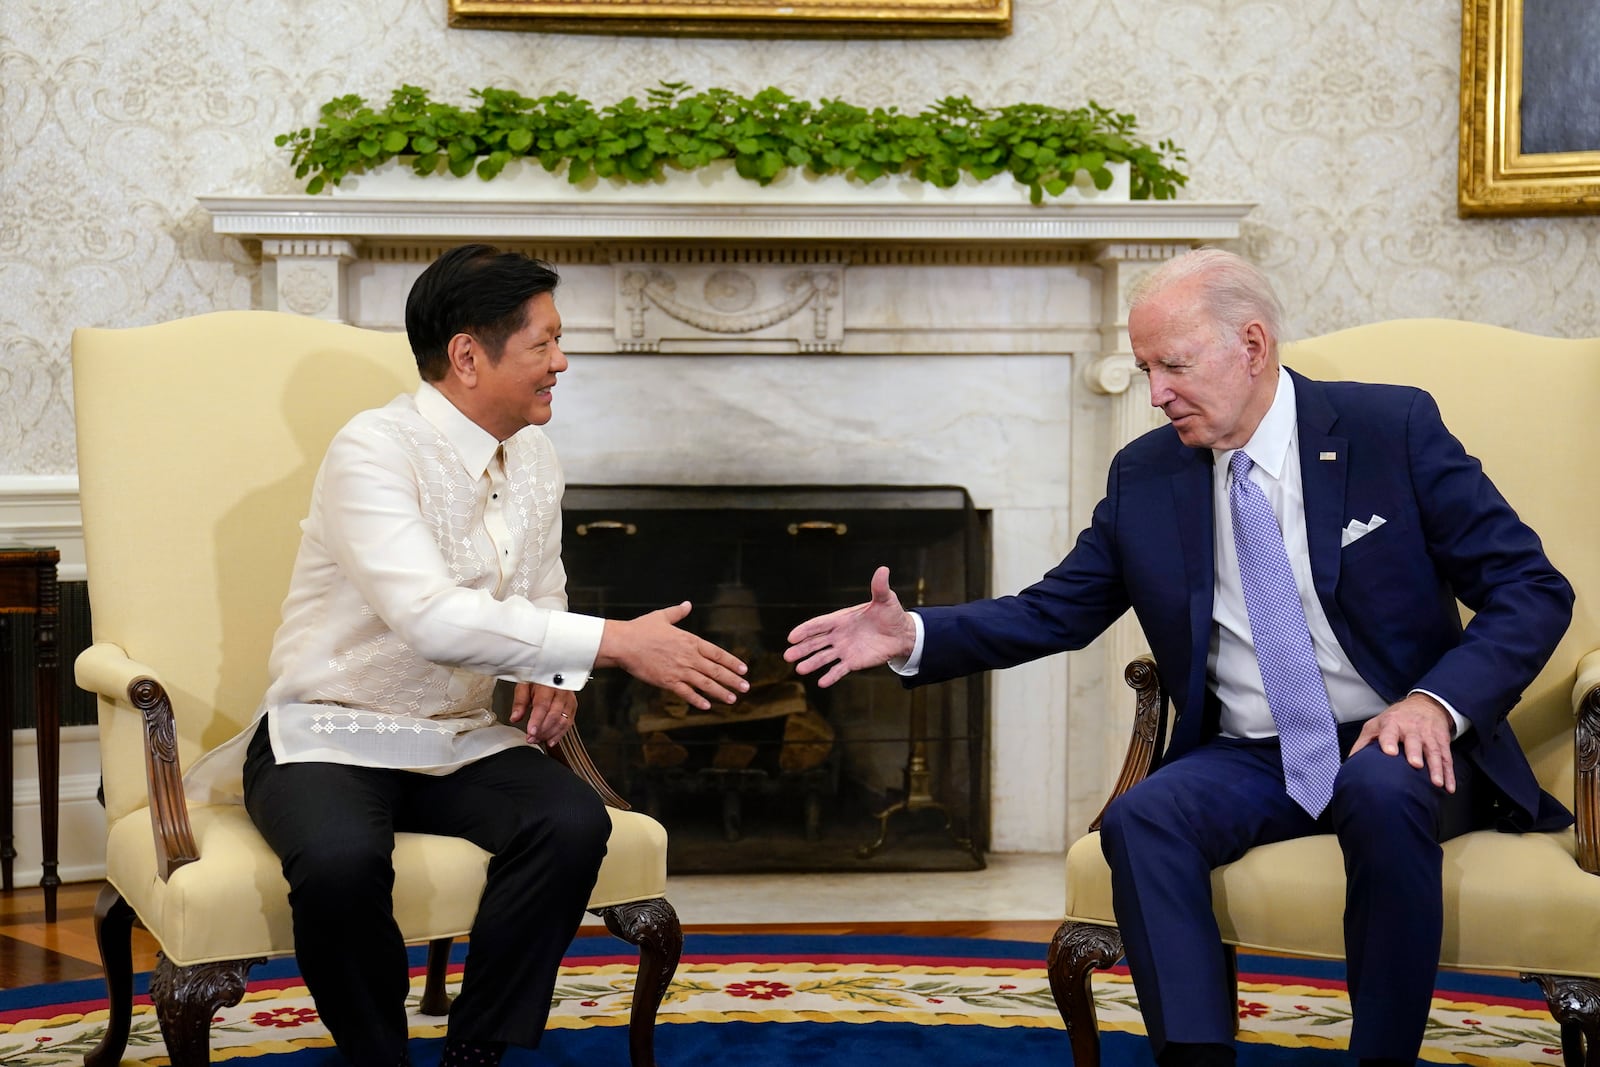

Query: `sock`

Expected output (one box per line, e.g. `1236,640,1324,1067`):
439,1039,506,1067
1157,1042,1236,1067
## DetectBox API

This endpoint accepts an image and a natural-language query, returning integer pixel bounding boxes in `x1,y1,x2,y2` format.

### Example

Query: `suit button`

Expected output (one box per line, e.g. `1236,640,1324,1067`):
553,673,564,685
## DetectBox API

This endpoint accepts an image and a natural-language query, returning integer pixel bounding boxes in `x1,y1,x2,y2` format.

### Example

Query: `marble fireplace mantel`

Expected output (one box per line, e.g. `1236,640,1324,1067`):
199,194,1251,243
199,193,1254,378
201,191,1255,854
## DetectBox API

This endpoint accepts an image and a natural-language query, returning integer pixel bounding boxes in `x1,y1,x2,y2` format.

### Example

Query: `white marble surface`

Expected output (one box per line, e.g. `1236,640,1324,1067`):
540,353,1085,851
581,851,1067,926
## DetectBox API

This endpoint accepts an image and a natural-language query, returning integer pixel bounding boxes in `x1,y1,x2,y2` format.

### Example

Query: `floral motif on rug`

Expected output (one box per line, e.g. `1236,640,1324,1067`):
0,952,1567,1066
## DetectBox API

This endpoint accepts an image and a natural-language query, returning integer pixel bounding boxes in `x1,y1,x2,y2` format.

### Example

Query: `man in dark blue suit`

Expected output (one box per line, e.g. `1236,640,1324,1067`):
784,249,1573,1067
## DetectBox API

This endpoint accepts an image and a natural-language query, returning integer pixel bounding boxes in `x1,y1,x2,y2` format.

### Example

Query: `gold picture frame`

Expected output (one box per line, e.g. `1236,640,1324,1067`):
1459,0,1600,216
448,0,1009,37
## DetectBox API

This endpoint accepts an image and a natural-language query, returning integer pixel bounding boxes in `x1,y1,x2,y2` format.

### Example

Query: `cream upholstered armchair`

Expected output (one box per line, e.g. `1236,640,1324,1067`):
71,311,681,1067
1049,320,1600,1065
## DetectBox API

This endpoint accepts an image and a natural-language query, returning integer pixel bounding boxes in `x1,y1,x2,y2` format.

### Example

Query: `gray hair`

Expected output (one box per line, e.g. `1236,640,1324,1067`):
1127,248,1285,353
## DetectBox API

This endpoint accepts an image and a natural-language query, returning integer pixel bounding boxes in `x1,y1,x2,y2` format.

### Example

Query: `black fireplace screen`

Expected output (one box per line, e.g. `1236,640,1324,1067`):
557,485,990,873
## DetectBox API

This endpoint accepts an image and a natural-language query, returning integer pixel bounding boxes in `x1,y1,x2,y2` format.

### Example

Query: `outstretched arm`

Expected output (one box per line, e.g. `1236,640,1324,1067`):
784,566,918,688
599,601,749,710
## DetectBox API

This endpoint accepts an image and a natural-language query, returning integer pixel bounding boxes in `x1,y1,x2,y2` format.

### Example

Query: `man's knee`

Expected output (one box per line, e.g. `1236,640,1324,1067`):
560,785,612,857
1330,746,1441,840
523,776,611,870
1333,746,1434,804
1101,779,1176,859
286,835,396,907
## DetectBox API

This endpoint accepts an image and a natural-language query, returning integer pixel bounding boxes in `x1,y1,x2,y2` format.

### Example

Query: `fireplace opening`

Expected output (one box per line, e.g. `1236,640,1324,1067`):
556,485,990,873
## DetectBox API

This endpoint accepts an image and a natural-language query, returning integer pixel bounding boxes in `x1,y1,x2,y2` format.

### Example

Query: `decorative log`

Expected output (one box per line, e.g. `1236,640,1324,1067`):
780,708,835,773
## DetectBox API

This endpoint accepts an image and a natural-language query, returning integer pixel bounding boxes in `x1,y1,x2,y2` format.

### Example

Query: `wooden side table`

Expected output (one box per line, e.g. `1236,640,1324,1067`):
0,547,60,922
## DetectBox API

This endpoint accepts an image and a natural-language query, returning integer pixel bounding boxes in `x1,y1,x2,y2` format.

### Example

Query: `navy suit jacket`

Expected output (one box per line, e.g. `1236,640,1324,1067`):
918,370,1575,830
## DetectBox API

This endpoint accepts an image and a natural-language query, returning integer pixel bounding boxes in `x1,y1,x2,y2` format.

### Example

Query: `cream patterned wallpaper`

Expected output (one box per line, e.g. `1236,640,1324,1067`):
3,0,1599,474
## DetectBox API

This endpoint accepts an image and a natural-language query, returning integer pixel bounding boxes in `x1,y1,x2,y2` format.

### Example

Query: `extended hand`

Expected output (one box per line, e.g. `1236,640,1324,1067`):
509,682,577,747
1348,692,1457,792
784,566,917,688
597,601,749,711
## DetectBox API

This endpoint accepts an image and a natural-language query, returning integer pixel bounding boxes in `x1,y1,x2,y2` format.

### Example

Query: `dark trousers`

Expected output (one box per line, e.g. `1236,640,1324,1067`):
1099,721,1481,1062
243,721,610,1067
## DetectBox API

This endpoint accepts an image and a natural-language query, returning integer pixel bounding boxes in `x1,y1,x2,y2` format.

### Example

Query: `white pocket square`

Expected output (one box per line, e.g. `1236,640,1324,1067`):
1341,514,1387,548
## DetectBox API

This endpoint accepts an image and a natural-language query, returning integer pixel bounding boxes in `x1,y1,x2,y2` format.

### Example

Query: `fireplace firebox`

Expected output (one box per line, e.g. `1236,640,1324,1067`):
558,485,989,873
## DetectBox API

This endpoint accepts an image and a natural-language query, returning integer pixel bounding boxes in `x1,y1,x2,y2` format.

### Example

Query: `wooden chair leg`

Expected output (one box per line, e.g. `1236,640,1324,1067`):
420,937,454,1016
84,884,137,1067
1523,973,1600,1067
598,898,684,1067
149,956,262,1067
1047,920,1125,1067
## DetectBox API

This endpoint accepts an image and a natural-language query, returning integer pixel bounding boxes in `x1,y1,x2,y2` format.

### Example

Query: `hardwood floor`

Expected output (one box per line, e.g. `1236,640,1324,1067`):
0,883,160,986
0,882,1060,991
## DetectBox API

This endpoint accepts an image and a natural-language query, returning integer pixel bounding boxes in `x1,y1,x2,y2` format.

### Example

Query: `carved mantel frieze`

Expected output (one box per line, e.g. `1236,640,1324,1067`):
204,195,1253,364
201,194,1254,343
259,239,357,321
616,257,844,353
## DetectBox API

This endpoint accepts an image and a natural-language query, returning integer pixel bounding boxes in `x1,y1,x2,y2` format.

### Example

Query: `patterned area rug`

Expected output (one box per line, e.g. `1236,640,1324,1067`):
0,934,1567,1066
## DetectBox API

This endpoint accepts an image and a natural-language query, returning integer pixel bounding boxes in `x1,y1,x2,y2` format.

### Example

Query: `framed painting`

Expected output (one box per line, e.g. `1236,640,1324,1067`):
448,0,1009,37
1459,0,1600,216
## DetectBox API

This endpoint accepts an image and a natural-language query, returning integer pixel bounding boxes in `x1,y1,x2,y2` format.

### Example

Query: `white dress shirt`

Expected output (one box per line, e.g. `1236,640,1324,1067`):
898,370,1466,739
186,382,606,804
1210,371,1386,736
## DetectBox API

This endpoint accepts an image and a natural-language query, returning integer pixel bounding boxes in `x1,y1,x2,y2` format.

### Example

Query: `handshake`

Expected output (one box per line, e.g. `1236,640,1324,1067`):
604,565,916,712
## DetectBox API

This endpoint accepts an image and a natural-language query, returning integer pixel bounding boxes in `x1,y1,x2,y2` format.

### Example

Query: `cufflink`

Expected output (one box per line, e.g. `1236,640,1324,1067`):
553,673,564,685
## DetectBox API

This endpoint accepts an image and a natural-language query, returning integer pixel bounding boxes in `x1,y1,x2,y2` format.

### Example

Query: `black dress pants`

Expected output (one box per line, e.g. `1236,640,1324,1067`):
243,720,611,1067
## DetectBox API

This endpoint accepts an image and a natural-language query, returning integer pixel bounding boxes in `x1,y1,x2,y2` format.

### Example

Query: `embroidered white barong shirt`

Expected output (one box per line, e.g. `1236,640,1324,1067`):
186,382,605,805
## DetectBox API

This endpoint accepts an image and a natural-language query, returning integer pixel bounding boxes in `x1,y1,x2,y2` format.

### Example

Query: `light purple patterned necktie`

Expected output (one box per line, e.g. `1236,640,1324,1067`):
1229,451,1341,817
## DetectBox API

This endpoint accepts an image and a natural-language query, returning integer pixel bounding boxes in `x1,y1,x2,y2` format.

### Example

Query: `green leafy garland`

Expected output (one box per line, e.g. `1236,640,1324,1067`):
278,82,1188,203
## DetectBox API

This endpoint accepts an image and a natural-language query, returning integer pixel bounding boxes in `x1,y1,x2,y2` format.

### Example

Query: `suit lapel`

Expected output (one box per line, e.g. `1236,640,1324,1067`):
1291,371,1348,602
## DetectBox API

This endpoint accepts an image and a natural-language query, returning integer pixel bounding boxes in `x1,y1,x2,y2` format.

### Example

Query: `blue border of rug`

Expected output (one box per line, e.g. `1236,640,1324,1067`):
1,933,1555,1067
0,933,1542,1010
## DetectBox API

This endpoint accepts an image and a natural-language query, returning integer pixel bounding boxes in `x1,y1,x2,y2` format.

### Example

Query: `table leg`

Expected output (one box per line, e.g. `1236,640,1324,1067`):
34,562,59,924
0,616,13,893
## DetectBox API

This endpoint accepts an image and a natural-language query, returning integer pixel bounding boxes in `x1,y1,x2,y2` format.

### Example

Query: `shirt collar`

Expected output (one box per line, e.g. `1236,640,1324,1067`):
415,381,501,479
1217,368,1297,480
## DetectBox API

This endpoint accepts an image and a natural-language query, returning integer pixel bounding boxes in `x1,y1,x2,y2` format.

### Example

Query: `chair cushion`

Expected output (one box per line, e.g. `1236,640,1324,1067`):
1065,828,1600,978
108,803,667,966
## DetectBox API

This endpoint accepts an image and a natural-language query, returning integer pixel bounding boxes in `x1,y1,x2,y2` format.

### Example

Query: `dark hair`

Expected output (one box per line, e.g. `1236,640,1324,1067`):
404,244,561,381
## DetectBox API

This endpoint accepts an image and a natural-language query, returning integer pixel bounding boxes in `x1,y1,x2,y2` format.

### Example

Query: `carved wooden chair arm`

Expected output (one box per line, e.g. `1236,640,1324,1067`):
1569,648,1600,875
74,642,199,881
1089,655,1167,832
549,729,630,811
